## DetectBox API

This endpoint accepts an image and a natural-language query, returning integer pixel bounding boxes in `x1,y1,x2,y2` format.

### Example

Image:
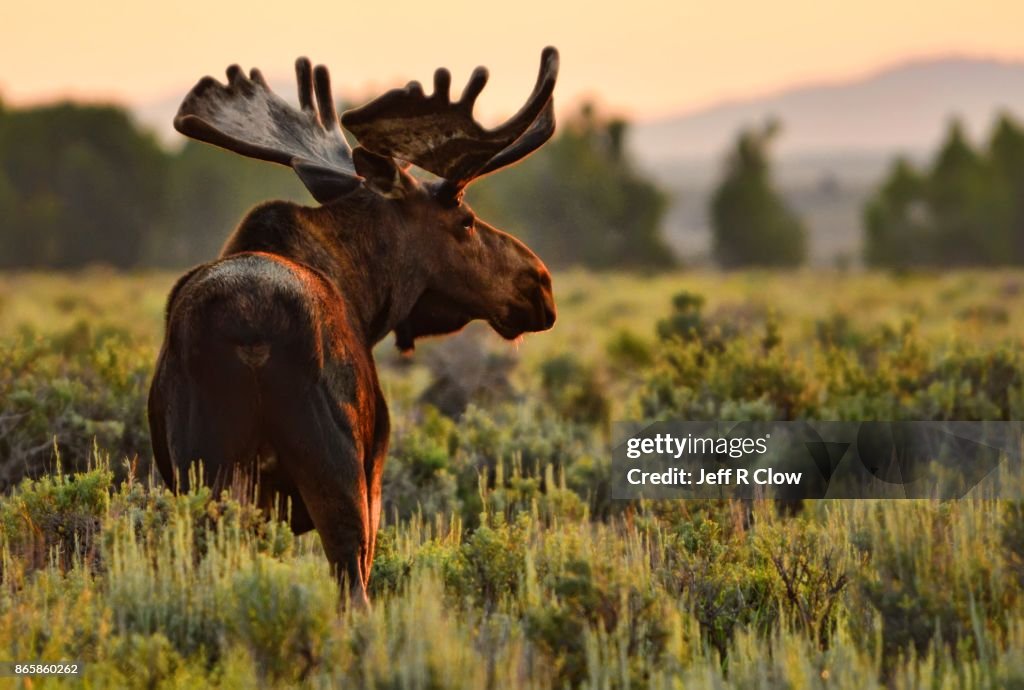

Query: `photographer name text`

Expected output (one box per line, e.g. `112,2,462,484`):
626,466,802,486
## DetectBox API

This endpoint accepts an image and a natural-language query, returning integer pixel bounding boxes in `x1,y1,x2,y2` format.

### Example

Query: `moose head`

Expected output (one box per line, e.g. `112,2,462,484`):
173,48,559,351
150,50,560,605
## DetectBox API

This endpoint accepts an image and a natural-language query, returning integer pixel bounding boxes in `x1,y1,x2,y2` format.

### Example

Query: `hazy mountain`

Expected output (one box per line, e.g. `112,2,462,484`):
632,56,1024,165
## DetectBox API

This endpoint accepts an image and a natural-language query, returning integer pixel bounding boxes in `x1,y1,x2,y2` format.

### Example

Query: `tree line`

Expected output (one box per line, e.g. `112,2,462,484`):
0,99,671,270
709,113,1024,270
4,95,1024,271
865,115,1024,269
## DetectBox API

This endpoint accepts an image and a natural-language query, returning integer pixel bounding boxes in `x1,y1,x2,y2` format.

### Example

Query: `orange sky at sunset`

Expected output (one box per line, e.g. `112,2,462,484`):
3,0,1024,122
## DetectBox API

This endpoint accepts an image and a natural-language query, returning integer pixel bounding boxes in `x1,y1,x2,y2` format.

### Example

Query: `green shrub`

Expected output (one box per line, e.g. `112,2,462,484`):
0,461,112,571
444,512,531,610
383,406,461,521
605,328,654,370
849,501,1014,679
227,555,338,683
0,323,153,488
539,353,611,428
657,291,707,342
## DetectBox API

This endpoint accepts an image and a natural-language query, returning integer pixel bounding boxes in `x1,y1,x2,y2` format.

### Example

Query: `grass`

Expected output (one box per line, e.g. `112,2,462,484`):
2,268,1024,687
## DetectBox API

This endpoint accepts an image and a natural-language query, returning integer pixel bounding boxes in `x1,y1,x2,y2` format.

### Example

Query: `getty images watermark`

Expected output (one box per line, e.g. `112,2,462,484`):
611,421,1024,500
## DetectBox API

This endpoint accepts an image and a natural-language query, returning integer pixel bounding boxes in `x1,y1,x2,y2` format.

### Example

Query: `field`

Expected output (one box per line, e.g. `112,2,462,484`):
2,268,1024,688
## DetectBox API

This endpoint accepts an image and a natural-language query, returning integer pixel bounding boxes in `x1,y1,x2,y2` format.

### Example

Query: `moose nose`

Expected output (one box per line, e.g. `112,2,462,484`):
536,270,556,329
541,296,556,329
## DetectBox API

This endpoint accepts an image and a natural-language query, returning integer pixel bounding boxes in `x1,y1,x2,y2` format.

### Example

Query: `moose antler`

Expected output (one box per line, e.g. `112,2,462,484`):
174,58,361,203
341,47,559,196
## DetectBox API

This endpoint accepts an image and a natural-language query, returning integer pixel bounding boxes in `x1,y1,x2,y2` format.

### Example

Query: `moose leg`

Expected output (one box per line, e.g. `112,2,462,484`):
177,379,261,496
151,375,233,494
147,368,174,490
271,384,371,606
362,391,390,588
151,341,266,495
363,457,383,588
255,467,315,534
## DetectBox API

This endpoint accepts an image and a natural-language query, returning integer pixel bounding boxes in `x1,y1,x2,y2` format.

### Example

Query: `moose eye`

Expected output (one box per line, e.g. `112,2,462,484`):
461,214,476,233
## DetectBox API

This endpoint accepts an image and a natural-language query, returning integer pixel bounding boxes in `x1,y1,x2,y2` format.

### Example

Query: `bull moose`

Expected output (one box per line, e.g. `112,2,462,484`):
148,49,560,605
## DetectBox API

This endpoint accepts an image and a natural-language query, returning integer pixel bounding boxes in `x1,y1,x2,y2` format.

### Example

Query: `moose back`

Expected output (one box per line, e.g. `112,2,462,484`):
148,50,559,605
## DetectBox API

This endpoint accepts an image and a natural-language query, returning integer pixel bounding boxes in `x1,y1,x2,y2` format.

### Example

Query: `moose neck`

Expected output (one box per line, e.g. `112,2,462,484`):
223,193,428,350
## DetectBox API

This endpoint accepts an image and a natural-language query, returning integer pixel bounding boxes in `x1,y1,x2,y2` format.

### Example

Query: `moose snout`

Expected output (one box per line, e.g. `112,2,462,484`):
540,295,556,329
534,268,556,330
494,267,556,338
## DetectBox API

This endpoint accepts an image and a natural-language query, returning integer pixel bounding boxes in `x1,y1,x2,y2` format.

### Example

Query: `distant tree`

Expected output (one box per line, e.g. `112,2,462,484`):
0,100,311,269
863,158,930,268
989,114,1024,262
468,103,674,270
0,103,168,268
927,121,1004,265
710,120,807,268
864,117,1018,269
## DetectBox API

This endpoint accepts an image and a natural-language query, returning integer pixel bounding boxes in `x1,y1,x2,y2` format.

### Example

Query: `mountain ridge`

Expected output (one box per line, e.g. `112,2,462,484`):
631,56,1024,164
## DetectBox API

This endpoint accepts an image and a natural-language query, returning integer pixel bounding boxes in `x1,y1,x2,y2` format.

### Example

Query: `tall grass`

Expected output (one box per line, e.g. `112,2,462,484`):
0,460,1022,688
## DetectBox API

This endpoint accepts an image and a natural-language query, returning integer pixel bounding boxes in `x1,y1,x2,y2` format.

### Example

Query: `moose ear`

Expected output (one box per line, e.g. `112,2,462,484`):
353,147,411,198
293,158,363,203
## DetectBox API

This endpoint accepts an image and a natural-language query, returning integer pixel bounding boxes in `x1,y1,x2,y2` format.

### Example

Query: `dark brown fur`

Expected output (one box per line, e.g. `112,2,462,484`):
149,168,555,605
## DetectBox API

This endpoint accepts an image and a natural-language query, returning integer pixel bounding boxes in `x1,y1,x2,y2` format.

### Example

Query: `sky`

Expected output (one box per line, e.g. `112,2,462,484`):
3,0,1024,123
